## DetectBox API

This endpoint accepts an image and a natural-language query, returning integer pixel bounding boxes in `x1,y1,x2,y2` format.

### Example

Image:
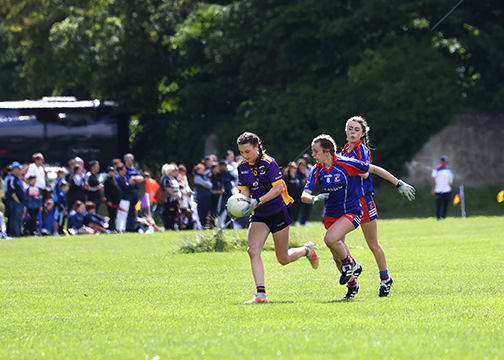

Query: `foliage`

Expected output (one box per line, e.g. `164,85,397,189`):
178,225,304,253
0,0,503,171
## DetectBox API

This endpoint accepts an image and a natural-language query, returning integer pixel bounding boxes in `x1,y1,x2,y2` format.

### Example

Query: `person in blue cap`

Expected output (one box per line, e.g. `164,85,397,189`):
6,161,26,237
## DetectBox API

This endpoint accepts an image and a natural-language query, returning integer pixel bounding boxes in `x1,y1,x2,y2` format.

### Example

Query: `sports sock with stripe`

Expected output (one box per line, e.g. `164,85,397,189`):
379,269,390,283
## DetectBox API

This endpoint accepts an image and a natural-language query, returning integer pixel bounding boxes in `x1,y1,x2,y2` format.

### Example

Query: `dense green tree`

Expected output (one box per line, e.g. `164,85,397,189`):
0,0,502,173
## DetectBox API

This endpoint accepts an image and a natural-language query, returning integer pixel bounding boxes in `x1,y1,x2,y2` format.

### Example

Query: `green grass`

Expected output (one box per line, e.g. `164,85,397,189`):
1,217,503,359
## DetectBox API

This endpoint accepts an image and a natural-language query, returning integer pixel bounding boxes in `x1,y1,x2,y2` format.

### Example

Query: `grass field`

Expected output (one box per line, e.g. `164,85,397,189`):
1,217,503,359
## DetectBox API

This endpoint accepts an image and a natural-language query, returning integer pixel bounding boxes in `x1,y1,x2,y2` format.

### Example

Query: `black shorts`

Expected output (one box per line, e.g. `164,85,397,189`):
250,206,293,233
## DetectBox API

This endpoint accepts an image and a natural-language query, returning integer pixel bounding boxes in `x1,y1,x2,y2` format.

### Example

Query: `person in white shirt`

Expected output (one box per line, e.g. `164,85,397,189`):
25,152,49,201
431,155,453,220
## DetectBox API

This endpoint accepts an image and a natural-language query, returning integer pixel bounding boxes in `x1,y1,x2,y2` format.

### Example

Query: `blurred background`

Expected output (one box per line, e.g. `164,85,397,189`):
0,0,502,206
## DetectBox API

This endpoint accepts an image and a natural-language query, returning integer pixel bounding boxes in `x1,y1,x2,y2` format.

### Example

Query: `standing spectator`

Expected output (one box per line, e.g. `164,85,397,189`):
219,160,236,227
104,166,121,232
7,162,26,237
296,158,312,225
24,174,42,235
25,152,49,202
209,162,225,225
2,164,13,234
144,171,160,222
160,164,181,231
124,153,144,232
431,155,453,220
52,169,66,203
283,161,303,224
115,163,132,233
55,181,69,235
67,165,86,211
86,160,103,211
177,164,193,213
225,150,239,185
192,163,212,229
143,171,159,204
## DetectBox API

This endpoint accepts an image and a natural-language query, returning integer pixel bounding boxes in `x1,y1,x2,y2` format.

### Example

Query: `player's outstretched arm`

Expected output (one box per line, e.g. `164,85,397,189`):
368,164,415,201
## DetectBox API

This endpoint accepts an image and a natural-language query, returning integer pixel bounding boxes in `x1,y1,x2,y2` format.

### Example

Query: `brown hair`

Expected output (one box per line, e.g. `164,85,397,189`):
192,163,205,175
346,116,372,149
283,161,297,176
237,132,265,174
312,134,337,156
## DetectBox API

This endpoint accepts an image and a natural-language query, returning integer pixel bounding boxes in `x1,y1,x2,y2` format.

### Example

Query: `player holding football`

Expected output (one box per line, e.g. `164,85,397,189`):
301,134,415,299
340,116,393,297
236,132,319,304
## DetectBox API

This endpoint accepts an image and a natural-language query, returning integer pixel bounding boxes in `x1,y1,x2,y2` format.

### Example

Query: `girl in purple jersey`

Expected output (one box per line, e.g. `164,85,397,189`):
301,134,415,299
236,132,319,304
341,116,393,297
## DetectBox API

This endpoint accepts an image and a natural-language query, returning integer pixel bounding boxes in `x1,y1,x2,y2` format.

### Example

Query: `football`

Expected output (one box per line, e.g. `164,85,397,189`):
226,193,250,218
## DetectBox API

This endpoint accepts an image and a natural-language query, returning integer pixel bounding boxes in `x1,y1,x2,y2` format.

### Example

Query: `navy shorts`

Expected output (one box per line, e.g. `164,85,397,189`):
250,206,293,233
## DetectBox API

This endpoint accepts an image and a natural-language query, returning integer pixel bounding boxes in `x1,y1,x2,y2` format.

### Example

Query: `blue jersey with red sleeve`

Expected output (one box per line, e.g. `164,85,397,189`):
304,154,370,218
237,154,293,217
341,141,375,197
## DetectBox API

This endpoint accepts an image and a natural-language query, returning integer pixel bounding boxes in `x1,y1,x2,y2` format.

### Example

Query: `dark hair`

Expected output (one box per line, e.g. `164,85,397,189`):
85,201,96,211
312,134,337,156
89,160,98,169
71,200,84,211
237,132,265,174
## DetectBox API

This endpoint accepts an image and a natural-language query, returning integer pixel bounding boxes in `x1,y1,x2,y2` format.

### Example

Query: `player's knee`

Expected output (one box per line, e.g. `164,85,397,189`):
247,246,261,258
324,234,337,247
276,256,290,266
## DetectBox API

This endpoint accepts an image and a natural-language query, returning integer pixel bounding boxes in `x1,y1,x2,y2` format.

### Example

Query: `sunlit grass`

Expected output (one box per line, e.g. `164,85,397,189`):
1,217,503,359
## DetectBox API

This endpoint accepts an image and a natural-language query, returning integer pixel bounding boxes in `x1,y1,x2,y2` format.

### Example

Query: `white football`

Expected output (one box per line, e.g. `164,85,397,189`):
226,193,250,218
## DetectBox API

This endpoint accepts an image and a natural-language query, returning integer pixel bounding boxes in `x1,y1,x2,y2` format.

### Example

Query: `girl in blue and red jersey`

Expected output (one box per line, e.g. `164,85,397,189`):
341,116,393,297
236,132,319,304
301,134,415,299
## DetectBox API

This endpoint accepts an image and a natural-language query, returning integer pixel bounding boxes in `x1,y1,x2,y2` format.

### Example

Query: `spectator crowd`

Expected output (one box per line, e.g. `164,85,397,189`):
0,150,314,239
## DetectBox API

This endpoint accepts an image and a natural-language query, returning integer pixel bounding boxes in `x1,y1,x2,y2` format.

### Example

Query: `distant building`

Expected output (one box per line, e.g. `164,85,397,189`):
0,97,129,168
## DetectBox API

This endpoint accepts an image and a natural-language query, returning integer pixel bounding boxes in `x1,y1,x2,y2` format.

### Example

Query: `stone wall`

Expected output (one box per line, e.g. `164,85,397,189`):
404,112,504,189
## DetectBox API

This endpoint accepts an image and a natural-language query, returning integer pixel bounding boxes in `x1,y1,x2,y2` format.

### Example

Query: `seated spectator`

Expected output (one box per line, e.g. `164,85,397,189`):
25,174,42,236
179,208,194,230
135,216,162,233
83,201,109,234
67,200,94,235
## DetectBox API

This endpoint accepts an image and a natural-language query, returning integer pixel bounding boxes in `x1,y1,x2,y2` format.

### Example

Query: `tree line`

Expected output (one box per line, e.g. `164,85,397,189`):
1,0,502,174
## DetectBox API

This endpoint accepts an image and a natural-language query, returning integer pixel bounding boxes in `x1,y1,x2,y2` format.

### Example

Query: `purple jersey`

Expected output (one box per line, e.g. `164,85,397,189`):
304,154,370,218
237,154,292,216
341,141,375,197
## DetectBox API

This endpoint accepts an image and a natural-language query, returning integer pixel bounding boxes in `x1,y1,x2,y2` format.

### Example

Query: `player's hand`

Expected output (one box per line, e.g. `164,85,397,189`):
312,193,329,204
397,180,416,201
242,198,260,217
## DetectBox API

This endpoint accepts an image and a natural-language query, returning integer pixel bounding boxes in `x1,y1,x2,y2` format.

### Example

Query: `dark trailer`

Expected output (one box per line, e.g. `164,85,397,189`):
0,97,129,168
